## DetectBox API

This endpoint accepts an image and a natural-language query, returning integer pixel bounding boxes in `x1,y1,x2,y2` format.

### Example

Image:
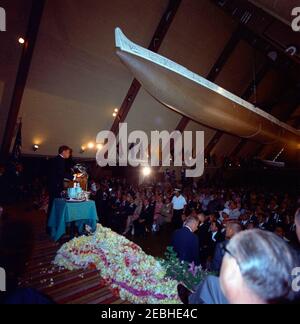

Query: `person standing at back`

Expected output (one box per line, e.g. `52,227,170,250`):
171,189,187,229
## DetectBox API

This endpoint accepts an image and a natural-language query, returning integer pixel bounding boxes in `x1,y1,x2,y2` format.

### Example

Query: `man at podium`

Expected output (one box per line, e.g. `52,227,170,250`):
47,145,73,231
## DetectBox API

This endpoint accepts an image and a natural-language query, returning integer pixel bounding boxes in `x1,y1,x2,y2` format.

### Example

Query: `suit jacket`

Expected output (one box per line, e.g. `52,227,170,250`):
139,204,154,225
211,240,228,273
172,226,200,265
189,275,228,304
208,231,224,257
197,221,210,249
48,155,72,198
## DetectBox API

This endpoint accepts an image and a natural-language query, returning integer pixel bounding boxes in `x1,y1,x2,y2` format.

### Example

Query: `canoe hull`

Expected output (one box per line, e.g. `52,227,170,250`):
115,28,299,148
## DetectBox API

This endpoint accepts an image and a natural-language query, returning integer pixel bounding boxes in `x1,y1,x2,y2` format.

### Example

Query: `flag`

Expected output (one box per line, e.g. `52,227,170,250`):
11,122,22,162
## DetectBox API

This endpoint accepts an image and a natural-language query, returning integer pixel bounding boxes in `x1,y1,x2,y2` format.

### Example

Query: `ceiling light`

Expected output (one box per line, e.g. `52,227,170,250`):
142,167,151,177
33,144,39,152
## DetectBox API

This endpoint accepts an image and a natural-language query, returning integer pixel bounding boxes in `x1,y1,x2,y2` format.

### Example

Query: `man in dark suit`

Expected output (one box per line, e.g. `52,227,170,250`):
211,222,242,273
196,213,210,268
47,146,73,230
171,215,200,265
133,199,153,236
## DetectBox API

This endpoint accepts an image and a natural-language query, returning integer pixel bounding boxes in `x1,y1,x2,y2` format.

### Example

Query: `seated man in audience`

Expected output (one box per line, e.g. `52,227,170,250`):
171,215,200,265
179,229,299,304
133,198,152,237
211,221,242,273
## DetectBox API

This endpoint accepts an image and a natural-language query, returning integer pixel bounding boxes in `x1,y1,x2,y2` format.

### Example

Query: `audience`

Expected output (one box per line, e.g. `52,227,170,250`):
1,160,299,304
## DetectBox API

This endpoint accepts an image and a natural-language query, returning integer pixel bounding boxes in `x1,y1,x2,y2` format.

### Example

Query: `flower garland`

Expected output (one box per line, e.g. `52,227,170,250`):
54,225,181,304
159,246,215,292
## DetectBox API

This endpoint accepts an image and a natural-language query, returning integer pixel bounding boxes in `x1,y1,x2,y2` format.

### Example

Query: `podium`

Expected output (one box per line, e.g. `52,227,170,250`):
64,175,88,191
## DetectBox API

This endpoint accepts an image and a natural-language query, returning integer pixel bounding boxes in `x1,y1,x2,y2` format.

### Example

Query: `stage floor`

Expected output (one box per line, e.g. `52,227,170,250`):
0,204,173,304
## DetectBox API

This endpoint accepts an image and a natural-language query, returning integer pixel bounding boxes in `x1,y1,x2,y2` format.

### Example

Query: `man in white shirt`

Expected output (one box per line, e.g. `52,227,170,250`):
172,189,187,229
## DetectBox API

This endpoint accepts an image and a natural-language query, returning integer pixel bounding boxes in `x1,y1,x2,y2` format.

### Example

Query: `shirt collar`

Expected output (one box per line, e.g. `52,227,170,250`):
184,225,193,233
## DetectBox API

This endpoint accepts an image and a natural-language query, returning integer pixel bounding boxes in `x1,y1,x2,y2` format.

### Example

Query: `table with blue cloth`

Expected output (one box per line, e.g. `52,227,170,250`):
48,199,99,241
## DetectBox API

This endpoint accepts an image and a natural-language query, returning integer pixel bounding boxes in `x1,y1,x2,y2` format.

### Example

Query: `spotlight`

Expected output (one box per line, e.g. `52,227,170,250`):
87,142,95,149
33,144,39,152
18,37,25,44
114,108,119,113
142,167,151,177
80,146,86,154
113,112,117,117
97,143,103,150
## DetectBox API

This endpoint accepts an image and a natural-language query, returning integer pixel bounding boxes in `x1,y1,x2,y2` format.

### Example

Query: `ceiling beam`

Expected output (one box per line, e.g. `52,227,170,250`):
1,0,46,158
242,61,271,103
211,0,300,162
229,60,271,157
253,143,264,157
175,116,190,132
256,82,300,159
206,25,243,81
273,84,300,121
230,138,247,158
110,0,182,136
205,131,224,156
212,0,300,67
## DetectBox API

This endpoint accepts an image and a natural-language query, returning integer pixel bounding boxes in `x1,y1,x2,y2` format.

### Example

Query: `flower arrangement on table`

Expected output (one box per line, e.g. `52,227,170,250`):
54,224,181,304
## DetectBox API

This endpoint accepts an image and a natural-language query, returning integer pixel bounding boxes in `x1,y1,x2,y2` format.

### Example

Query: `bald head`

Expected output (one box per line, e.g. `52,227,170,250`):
226,221,242,240
185,216,200,232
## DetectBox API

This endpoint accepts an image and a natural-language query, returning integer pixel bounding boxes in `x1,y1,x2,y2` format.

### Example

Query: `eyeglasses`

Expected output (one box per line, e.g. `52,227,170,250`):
222,245,234,258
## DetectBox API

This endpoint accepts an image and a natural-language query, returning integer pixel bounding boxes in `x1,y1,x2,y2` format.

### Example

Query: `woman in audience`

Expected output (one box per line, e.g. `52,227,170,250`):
153,195,163,232
123,197,142,235
160,197,173,224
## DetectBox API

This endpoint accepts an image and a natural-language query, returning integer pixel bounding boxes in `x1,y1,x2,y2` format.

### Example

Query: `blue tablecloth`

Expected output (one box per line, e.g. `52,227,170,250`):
48,199,98,241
